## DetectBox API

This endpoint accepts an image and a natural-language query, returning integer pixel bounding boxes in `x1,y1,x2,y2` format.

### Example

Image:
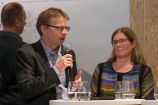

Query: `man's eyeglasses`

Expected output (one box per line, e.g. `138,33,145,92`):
111,39,130,46
46,24,70,32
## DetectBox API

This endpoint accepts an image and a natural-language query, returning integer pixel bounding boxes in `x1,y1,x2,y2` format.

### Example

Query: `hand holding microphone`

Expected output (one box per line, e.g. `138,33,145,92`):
63,44,72,80
55,44,73,72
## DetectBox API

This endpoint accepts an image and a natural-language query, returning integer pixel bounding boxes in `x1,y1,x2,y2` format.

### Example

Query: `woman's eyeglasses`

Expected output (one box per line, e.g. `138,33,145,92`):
112,39,130,46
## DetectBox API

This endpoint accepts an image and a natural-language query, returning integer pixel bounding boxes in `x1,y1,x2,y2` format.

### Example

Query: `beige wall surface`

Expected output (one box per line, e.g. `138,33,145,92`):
0,0,130,74
130,0,158,81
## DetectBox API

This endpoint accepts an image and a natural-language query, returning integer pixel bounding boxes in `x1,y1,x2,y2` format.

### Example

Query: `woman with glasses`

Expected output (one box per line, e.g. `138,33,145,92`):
90,27,154,99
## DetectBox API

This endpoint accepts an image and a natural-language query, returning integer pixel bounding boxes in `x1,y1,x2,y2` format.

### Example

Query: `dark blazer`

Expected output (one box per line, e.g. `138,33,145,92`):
15,40,77,105
0,31,24,105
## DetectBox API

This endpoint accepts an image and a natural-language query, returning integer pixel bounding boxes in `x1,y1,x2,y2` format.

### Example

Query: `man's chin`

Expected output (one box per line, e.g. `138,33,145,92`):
60,40,64,45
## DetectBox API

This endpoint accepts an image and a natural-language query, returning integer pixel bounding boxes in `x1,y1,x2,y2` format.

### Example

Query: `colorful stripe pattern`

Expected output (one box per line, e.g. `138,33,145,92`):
90,61,154,99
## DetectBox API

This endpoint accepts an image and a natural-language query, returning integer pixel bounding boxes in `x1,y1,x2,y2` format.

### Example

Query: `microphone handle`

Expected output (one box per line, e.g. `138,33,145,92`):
65,67,71,87
65,50,71,80
64,48,71,87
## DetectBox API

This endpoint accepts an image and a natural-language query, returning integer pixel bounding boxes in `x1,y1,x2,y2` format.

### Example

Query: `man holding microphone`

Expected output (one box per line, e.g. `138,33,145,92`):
15,7,81,105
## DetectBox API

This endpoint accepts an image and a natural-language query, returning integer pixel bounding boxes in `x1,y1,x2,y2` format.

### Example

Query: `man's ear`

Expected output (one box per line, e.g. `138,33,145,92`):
15,19,21,27
40,25,47,35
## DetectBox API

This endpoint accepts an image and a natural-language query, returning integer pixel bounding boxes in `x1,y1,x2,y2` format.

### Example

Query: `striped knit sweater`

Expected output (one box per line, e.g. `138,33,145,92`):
90,61,154,99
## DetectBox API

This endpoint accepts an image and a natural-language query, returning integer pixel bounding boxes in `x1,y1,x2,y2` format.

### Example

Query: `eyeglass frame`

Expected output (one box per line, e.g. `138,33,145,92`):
45,24,70,32
111,39,130,46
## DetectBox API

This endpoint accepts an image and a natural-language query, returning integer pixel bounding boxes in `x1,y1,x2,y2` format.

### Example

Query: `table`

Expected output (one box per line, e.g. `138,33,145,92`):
141,100,158,105
50,99,158,105
49,99,143,105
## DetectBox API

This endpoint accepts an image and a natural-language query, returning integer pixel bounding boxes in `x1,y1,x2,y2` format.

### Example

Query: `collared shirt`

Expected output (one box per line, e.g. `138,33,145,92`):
40,40,67,100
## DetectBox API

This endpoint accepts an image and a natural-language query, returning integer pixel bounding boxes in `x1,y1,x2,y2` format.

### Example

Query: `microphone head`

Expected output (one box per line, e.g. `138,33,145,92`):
63,44,71,54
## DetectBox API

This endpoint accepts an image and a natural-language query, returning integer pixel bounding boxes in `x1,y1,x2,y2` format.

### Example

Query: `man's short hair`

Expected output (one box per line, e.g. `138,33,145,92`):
1,2,26,27
36,7,70,36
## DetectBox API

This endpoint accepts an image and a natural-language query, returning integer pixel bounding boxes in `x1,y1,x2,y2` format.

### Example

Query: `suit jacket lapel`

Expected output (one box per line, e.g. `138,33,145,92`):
31,41,51,73
31,41,61,90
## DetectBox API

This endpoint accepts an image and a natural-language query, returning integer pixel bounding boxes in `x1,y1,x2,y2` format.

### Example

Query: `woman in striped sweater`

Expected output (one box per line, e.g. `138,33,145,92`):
91,27,154,99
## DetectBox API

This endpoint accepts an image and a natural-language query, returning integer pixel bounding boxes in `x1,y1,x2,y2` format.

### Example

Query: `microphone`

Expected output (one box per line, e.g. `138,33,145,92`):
63,44,71,54
63,44,71,87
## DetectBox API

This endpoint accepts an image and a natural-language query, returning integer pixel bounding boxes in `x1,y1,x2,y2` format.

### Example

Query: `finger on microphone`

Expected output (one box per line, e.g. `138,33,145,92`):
63,54,72,59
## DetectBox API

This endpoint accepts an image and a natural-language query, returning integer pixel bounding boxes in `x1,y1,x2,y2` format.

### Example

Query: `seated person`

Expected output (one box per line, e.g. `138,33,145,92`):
90,27,154,99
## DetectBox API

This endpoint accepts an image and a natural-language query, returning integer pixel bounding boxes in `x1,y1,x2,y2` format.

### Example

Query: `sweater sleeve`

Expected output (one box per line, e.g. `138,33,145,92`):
90,64,100,97
141,66,154,100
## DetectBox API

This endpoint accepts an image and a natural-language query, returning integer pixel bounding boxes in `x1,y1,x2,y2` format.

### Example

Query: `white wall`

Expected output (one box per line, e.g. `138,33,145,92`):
1,0,130,74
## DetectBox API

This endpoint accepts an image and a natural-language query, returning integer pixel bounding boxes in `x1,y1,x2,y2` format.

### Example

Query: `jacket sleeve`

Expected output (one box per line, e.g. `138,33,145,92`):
15,44,60,101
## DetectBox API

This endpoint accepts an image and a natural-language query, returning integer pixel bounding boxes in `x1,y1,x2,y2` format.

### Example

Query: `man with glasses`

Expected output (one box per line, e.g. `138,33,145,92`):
15,7,80,105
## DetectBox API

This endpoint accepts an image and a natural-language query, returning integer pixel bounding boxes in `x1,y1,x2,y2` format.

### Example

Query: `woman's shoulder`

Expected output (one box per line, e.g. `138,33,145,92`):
96,61,113,71
97,61,112,67
134,62,151,72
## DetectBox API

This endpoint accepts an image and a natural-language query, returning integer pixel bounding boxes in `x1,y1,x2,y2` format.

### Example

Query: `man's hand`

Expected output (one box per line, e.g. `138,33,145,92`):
74,70,82,84
55,54,73,72
70,70,82,92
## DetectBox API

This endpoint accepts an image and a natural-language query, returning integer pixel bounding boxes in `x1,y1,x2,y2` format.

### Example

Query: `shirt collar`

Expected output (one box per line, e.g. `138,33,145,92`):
40,39,61,56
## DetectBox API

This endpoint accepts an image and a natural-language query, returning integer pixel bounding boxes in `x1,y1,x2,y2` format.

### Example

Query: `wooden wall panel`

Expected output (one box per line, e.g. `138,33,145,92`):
144,0,158,67
130,0,158,81
130,0,144,51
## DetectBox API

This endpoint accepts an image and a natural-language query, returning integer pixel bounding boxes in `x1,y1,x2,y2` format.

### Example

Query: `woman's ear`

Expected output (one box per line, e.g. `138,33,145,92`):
132,40,136,48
